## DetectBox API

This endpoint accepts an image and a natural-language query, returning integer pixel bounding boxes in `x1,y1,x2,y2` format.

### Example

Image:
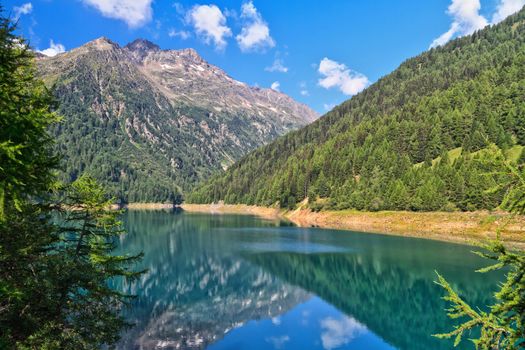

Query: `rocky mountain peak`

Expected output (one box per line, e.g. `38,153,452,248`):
125,39,161,62
176,48,202,62
85,37,119,51
125,39,160,52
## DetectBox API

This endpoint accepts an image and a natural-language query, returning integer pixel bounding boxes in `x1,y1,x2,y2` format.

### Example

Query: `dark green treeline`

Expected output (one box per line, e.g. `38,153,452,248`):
190,8,525,212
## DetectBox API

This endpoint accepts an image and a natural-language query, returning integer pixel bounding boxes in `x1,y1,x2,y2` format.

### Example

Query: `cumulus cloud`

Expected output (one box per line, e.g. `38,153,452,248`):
320,316,367,350
13,2,32,19
318,57,369,96
82,0,153,28
430,0,488,48
187,4,232,50
265,58,288,73
430,22,460,48
236,1,275,52
270,81,280,91
492,0,525,23
37,40,66,57
300,90,309,96
168,28,190,40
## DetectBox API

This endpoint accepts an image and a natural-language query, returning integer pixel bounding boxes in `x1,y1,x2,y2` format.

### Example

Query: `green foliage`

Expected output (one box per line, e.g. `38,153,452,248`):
435,163,525,349
0,12,61,346
47,77,187,203
37,176,144,349
0,14,59,219
1,177,144,349
189,8,525,213
0,14,143,349
0,201,59,349
435,242,525,349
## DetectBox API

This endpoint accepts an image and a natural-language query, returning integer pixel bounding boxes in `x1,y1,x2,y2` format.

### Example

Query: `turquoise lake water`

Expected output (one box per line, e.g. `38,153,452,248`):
112,210,503,350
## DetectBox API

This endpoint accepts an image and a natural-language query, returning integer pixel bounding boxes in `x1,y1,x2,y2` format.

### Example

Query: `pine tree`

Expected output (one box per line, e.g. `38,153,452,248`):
36,176,144,348
0,14,58,219
435,163,525,349
0,13,143,348
387,180,410,210
0,12,60,347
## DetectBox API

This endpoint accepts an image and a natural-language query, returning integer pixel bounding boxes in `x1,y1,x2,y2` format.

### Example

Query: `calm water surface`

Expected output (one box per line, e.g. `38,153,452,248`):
112,210,504,350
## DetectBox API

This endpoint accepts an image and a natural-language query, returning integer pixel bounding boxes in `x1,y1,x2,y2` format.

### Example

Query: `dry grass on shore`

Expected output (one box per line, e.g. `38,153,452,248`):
181,203,525,249
286,208,525,249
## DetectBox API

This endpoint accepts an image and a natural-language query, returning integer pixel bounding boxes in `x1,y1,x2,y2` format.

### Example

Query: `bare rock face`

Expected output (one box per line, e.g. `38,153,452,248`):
37,38,317,201
125,39,317,129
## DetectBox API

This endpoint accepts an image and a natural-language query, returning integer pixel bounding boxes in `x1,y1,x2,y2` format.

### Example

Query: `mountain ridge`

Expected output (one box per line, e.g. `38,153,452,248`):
189,7,525,212
37,37,317,202
39,36,317,125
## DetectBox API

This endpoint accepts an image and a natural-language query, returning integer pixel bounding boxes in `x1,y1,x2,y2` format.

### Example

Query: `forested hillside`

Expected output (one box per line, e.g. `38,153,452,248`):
37,38,317,203
189,7,525,212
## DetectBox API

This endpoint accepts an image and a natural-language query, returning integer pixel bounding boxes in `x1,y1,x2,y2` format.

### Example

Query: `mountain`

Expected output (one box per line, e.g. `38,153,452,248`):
189,7,525,212
37,38,317,202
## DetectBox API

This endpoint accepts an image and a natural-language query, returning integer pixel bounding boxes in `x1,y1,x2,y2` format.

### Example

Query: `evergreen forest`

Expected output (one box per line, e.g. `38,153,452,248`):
189,8,525,213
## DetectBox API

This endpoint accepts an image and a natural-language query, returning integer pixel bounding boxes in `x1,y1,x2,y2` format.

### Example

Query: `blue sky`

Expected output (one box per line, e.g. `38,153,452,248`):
6,0,524,114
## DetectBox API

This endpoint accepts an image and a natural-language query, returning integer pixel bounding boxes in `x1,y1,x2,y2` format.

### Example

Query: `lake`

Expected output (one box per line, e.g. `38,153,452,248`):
112,210,503,350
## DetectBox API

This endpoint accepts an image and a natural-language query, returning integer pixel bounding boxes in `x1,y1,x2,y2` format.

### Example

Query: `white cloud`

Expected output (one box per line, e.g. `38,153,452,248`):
223,8,238,19
265,58,288,73
431,0,525,47
168,28,191,40
13,2,32,19
323,103,336,111
492,0,525,23
270,81,280,91
299,82,309,96
301,309,311,325
318,57,369,96
266,335,289,349
82,0,153,28
320,316,366,350
37,40,66,57
236,1,275,52
430,0,488,48
430,22,460,48
173,2,185,15
187,4,232,50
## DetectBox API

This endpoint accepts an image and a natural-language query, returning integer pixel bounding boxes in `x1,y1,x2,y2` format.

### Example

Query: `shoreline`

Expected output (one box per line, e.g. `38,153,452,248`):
180,203,281,221
113,203,177,210
180,203,525,249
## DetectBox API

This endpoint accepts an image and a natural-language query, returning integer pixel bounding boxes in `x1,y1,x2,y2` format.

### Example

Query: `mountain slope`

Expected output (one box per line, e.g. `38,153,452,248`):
37,38,317,202
189,8,525,212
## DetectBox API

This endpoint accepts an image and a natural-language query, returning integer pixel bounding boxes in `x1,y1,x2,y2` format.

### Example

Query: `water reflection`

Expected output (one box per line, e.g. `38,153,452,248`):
113,211,308,349
113,210,503,350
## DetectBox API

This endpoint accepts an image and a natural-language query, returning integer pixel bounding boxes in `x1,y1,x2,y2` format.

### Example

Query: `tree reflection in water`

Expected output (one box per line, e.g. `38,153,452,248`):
112,210,503,350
